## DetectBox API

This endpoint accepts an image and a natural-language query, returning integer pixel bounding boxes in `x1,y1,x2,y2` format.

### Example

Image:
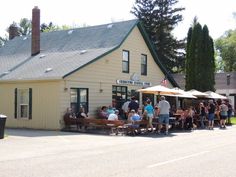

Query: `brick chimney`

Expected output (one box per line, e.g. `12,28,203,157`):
31,6,40,56
9,24,20,40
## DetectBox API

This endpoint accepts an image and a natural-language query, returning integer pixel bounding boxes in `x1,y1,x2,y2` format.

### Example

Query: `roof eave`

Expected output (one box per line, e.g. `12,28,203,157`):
0,77,62,83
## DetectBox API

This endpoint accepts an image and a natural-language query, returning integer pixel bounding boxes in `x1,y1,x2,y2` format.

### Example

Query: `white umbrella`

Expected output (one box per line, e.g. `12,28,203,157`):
167,88,197,98
186,89,208,97
204,91,227,99
137,85,179,95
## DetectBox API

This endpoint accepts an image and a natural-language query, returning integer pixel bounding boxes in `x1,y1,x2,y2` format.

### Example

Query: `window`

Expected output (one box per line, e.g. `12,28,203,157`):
141,54,147,75
122,50,129,73
70,88,89,114
14,88,32,119
112,86,127,109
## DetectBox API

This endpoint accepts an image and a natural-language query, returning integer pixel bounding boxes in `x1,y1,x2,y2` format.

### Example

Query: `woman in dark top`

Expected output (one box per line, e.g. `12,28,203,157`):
208,100,216,130
199,102,206,129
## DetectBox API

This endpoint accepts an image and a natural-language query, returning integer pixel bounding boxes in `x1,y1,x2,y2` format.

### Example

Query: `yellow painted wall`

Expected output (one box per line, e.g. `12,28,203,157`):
63,26,172,117
0,80,61,130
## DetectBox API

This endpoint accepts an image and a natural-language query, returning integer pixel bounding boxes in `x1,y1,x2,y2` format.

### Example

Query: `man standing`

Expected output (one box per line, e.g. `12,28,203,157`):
157,96,170,135
128,96,139,113
122,100,130,120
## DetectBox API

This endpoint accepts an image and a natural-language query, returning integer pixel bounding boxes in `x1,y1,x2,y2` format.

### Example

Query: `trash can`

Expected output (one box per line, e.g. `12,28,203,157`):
0,114,7,139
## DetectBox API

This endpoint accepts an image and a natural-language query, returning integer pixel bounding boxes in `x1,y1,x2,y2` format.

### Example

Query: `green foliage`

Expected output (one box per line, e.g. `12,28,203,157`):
0,36,7,47
40,22,69,32
131,0,186,73
19,18,31,35
0,18,75,48
231,117,236,125
185,20,215,91
215,29,236,72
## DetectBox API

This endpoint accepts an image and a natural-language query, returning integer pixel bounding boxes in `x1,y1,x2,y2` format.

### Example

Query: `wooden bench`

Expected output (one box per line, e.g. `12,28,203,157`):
79,118,125,134
63,116,80,130
123,120,149,136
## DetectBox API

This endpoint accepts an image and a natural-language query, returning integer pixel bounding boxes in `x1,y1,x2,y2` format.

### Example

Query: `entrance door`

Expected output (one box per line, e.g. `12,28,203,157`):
70,88,89,114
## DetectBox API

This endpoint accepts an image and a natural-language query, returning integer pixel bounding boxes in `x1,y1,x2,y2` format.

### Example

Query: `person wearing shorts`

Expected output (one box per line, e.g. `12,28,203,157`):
144,100,154,132
157,96,170,135
219,101,228,129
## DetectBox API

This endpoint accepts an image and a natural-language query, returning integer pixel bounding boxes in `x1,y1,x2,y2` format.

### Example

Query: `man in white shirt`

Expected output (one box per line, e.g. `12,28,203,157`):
122,100,130,120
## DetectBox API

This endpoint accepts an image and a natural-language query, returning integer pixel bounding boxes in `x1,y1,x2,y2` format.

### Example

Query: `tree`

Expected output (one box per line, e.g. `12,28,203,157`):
40,22,68,32
215,29,236,72
3,19,74,41
0,36,7,47
185,20,215,91
19,18,31,35
131,0,185,73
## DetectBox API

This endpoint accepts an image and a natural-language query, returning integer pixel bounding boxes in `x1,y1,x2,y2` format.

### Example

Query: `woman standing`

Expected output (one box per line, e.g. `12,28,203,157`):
199,102,206,129
219,101,228,129
144,100,154,132
207,100,216,130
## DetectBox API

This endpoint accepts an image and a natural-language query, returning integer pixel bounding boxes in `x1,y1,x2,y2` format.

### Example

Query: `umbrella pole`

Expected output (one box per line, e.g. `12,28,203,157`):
139,91,142,108
154,94,157,105
176,96,178,109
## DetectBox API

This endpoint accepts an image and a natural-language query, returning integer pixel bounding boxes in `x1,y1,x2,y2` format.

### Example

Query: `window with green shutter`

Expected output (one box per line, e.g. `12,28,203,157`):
14,88,32,119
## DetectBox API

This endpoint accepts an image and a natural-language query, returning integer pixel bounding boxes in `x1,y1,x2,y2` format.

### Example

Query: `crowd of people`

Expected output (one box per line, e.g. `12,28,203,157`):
96,96,171,135
175,99,233,130
64,96,234,135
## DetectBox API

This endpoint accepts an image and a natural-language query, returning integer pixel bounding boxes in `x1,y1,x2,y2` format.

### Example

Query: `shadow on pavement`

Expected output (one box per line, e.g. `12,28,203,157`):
5,127,203,138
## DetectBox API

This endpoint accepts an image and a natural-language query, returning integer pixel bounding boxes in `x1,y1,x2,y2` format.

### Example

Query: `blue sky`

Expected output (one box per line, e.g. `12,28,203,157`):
0,0,236,39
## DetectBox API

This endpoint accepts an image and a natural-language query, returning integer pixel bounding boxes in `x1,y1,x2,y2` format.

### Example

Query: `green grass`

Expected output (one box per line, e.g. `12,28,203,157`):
231,117,236,125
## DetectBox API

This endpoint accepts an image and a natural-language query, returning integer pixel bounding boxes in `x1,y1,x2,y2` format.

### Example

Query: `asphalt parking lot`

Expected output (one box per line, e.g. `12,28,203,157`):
1,126,236,177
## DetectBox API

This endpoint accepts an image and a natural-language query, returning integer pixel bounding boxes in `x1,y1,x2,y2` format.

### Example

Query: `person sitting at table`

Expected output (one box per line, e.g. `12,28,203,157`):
63,107,78,129
98,106,108,119
107,110,120,128
130,109,141,128
108,110,119,121
184,106,194,130
107,105,115,115
76,106,88,130
128,110,142,135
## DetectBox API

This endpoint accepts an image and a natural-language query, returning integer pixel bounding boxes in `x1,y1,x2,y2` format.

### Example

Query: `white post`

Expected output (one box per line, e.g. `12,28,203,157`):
139,91,142,108
154,94,157,106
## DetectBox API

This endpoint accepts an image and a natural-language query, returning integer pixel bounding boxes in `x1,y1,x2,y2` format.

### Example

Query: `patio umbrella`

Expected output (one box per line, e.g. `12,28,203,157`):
137,85,180,95
167,88,197,98
186,89,208,97
204,91,227,99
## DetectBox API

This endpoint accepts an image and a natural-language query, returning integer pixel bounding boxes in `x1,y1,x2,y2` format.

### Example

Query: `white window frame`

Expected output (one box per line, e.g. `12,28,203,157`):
18,88,29,119
141,54,147,75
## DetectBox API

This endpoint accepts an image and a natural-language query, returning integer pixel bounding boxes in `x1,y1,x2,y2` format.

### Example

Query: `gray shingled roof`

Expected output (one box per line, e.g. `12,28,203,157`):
0,20,138,80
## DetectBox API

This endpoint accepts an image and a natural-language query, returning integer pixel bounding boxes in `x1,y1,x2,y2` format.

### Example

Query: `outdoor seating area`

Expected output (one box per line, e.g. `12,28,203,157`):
62,85,234,136
62,113,228,136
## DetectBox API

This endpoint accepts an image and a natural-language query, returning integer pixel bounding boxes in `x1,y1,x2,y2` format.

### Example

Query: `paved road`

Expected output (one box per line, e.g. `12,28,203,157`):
0,126,236,177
